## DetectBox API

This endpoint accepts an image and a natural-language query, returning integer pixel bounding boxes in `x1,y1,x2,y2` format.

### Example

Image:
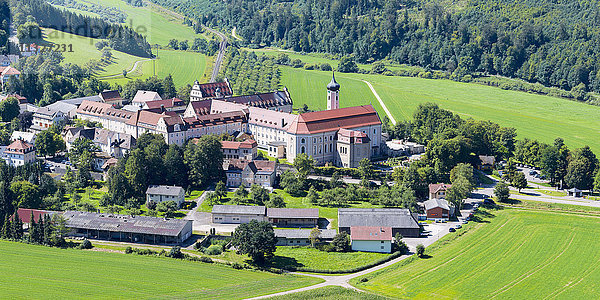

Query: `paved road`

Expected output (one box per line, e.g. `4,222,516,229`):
203,26,228,83
362,80,396,125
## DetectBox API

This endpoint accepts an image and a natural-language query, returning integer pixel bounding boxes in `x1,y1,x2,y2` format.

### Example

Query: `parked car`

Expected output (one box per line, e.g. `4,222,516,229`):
529,170,537,175
462,220,468,224
483,198,495,205
456,224,462,229
449,227,456,232
466,216,471,221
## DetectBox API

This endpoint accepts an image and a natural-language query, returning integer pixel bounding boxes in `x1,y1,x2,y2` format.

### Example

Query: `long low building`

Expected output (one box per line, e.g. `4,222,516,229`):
338,208,420,238
211,205,267,224
267,208,319,227
274,229,337,246
62,211,192,245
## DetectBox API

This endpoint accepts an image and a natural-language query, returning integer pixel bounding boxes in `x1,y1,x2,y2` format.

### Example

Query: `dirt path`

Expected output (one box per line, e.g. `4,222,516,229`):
362,80,396,125
232,27,243,41
97,58,154,79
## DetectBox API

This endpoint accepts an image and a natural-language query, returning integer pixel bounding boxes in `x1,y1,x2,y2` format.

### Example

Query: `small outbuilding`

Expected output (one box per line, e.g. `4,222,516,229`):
423,198,454,221
350,226,393,253
211,205,267,224
274,229,337,246
567,188,582,197
267,208,319,227
146,185,185,207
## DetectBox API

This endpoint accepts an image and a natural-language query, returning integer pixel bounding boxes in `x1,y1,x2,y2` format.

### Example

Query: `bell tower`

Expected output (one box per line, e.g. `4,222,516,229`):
327,72,340,110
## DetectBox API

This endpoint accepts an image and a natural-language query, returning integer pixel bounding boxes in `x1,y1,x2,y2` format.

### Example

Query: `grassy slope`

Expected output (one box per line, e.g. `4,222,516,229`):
273,247,390,271
353,208,600,298
0,241,321,299
280,64,600,153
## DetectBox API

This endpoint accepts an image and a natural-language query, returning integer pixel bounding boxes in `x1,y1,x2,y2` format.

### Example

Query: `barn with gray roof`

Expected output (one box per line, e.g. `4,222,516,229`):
338,208,420,237
62,211,192,244
211,205,267,224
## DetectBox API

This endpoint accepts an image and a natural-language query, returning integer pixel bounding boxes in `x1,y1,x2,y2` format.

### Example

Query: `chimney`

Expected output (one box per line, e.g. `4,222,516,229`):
160,104,165,113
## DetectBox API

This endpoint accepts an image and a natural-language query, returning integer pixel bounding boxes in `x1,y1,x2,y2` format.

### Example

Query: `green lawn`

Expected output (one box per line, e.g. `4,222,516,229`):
0,241,321,299
278,58,600,153
534,189,567,197
185,189,204,201
352,208,600,298
104,49,208,88
268,286,392,300
273,247,391,272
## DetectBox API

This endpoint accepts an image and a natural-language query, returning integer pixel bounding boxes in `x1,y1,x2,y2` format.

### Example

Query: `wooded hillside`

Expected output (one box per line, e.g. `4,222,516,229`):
148,0,600,97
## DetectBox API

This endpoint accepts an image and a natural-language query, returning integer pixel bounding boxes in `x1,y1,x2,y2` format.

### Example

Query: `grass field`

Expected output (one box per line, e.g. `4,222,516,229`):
279,65,600,153
269,286,392,300
0,241,321,299
352,207,600,298
272,247,390,272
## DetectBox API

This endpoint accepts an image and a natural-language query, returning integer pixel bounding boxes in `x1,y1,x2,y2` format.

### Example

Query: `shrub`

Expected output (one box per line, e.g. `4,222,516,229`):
291,59,304,68
198,256,213,263
231,262,245,269
169,246,183,259
79,239,93,249
125,246,133,254
416,244,425,258
320,63,332,71
206,244,223,255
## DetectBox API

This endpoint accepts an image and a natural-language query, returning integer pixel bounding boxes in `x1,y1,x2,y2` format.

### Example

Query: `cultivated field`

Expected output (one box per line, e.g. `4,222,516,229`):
269,286,392,300
273,247,390,272
0,241,321,299
279,65,600,153
352,208,600,298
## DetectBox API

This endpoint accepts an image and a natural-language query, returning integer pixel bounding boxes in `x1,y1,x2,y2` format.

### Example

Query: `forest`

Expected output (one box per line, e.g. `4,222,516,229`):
148,0,600,99
10,0,151,57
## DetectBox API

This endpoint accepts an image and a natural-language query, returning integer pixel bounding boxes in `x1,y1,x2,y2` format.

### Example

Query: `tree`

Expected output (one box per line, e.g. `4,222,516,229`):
35,130,65,157
250,184,269,205
293,153,314,179
329,172,343,188
184,135,223,187
10,180,41,209
231,220,277,264
594,170,600,192
332,232,350,252
416,244,425,258
511,172,527,192
234,183,249,200
125,149,147,197
0,97,20,122
338,56,358,73
494,182,510,203
358,158,374,179
279,170,303,196
309,227,321,247
394,233,409,254
214,181,227,200
306,185,319,204
157,200,178,217
122,69,128,78
265,193,286,208
68,137,99,167
565,146,598,190
163,144,187,186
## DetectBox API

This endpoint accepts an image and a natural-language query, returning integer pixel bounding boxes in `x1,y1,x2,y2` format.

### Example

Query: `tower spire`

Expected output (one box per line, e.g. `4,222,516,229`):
327,72,340,110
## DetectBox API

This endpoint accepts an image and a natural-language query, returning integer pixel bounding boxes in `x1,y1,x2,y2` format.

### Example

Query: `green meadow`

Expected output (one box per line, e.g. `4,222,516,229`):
352,208,600,299
0,241,321,299
269,286,392,300
279,65,600,153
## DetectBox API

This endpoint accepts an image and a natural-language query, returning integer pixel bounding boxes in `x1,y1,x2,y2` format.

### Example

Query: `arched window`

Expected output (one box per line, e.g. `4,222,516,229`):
301,138,305,144
301,146,305,154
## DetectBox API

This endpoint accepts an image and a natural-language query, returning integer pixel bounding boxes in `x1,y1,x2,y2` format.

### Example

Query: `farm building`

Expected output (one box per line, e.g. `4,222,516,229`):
423,199,454,221
429,183,451,200
267,208,319,227
62,211,192,244
338,208,420,238
274,229,337,246
14,208,57,226
146,185,186,207
350,226,393,253
211,205,267,224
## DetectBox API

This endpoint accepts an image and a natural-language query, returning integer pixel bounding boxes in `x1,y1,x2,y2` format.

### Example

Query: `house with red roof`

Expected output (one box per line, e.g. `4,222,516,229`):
221,139,257,160
429,183,452,200
350,226,393,253
189,80,233,101
3,139,35,166
0,66,20,86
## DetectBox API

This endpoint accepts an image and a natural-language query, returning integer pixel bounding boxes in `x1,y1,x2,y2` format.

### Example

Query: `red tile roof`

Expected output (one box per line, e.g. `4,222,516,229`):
144,98,185,110
15,208,55,223
99,90,123,102
350,226,392,241
429,183,452,194
287,105,381,134
196,82,232,98
6,139,34,153
221,140,257,150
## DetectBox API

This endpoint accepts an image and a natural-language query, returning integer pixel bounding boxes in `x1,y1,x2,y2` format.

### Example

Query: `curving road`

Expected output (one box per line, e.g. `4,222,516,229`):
97,58,154,79
203,25,228,83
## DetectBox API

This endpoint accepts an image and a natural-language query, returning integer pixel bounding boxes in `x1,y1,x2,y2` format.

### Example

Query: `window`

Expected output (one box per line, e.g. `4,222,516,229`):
301,138,305,144
381,246,384,249
301,146,305,154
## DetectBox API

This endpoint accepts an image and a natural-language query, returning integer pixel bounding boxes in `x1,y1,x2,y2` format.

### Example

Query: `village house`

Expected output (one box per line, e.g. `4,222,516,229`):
99,90,125,107
429,183,452,200
31,107,66,132
223,159,277,188
338,208,420,238
0,66,20,86
221,140,257,160
3,140,36,166
63,211,192,245
350,226,393,253
10,131,36,145
142,98,186,114
146,185,186,207
0,55,19,67
63,127,135,158
266,208,319,227
423,198,455,221
385,140,426,157
211,205,267,224
478,155,496,170
274,229,337,246
132,90,162,105
189,80,233,101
